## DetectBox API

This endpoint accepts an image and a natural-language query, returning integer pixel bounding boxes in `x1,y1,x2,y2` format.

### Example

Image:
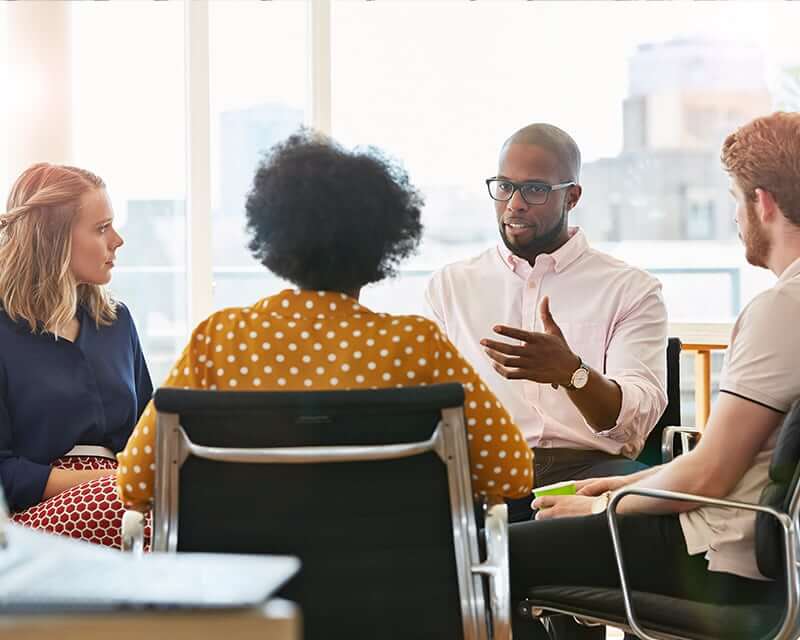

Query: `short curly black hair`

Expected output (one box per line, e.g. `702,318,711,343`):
245,130,424,292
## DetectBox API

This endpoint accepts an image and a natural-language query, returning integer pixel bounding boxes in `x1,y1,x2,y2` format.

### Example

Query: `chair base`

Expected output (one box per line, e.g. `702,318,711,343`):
519,586,784,640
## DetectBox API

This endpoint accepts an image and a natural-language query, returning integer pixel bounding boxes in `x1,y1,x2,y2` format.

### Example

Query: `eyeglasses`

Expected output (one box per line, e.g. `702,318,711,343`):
485,178,576,206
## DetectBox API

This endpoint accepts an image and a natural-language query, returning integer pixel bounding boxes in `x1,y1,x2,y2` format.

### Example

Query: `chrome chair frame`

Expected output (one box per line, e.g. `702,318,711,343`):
142,395,509,640
518,426,798,639
661,425,701,463
606,487,800,640
519,478,800,640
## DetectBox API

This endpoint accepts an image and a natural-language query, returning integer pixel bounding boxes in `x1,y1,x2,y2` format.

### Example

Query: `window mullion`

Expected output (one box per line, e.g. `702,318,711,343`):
309,0,332,135
185,0,214,330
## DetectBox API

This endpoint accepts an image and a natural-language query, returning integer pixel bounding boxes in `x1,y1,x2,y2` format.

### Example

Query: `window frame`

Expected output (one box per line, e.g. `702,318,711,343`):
187,0,331,327
7,0,735,344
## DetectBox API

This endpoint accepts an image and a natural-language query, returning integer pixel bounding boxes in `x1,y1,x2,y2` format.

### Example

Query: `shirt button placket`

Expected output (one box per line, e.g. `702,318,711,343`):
528,278,539,331
523,274,541,403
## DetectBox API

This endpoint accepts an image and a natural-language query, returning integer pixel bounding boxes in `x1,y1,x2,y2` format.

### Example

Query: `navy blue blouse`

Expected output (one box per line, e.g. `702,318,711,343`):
0,303,153,511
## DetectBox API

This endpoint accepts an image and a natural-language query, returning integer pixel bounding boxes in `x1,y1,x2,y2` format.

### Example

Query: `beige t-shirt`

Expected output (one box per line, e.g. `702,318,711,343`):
680,257,800,580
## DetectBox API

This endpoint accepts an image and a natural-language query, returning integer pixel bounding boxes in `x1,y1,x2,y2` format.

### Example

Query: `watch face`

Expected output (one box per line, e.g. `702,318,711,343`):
572,367,589,389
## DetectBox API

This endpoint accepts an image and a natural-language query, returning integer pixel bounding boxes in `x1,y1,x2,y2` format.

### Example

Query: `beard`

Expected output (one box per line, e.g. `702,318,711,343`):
499,199,568,261
742,201,771,268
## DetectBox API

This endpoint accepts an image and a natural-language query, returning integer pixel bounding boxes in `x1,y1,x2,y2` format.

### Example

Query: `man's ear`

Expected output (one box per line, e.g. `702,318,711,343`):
754,187,780,223
567,185,583,211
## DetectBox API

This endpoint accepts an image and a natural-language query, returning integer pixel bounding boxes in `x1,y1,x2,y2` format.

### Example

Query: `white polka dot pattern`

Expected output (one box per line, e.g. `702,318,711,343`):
118,289,533,508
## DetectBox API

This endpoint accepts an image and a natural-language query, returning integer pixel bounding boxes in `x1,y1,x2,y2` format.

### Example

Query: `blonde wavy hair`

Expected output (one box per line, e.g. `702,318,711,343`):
0,162,117,335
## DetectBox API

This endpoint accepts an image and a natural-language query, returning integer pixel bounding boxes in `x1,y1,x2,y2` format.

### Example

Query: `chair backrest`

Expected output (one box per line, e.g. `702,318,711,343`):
637,337,682,467
151,384,489,640
756,400,800,580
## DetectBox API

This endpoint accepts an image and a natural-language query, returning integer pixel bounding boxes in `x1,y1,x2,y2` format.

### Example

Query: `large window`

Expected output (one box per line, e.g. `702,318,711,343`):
71,1,187,383
209,0,308,310
0,2,7,193
5,0,800,402
330,0,800,321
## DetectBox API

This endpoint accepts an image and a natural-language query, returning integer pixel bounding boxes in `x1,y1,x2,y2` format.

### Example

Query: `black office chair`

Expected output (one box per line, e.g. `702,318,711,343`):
637,337,682,467
143,384,509,640
516,400,800,640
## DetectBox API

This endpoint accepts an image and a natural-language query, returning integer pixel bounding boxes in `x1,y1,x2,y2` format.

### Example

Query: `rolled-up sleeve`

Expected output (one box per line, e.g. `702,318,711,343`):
593,282,668,456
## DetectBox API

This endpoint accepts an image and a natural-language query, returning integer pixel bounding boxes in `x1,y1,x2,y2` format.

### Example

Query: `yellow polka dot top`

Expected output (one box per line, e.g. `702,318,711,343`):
117,289,533,508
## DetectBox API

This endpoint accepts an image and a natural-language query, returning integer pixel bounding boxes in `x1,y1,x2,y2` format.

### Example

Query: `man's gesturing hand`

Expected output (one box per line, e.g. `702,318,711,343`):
480,296,580,386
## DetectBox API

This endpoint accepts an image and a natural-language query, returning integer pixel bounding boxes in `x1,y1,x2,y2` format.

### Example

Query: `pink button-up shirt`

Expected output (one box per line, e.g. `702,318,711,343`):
425,228,667,457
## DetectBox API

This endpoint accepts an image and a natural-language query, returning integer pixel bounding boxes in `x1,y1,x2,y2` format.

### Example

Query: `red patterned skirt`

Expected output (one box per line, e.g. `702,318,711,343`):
11,456,151,550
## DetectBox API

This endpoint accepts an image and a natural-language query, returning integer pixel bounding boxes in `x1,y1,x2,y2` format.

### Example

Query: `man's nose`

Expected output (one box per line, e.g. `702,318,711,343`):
507,188,528,210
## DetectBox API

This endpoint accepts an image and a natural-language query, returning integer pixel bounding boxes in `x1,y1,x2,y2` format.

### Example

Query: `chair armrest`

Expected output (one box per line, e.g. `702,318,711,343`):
606,487,799,640
661,426,701,463
121,509,146,555
471,495,510,640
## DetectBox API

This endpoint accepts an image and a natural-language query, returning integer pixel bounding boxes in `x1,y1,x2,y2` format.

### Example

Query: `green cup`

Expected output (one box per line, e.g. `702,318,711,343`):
533,480,577,499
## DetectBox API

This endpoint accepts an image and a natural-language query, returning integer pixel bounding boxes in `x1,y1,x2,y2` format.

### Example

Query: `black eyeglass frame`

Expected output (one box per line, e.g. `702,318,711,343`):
485,178,577,205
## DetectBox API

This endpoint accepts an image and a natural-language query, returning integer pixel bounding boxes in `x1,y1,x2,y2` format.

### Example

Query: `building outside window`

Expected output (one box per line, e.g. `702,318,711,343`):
3,0,800,410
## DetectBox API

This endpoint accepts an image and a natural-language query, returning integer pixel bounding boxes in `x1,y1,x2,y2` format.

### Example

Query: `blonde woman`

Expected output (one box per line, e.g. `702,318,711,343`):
0,163,152,548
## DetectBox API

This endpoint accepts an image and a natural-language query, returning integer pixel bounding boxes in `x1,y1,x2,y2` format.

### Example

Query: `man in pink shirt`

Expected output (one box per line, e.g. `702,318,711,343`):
426,123,668,524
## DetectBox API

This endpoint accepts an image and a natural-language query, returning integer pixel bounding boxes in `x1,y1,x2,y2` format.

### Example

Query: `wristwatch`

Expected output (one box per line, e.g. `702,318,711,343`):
565,358,590,390
590,491,612,514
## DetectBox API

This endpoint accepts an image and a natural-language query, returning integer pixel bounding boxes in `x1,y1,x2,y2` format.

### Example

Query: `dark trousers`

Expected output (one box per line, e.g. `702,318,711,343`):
505,448,646,639
508,512,778,640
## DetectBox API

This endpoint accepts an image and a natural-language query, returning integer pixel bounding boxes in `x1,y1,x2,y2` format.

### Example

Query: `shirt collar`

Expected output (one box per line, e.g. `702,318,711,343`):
778,256,800,283
497,227,589,275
